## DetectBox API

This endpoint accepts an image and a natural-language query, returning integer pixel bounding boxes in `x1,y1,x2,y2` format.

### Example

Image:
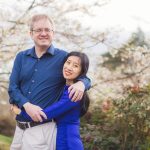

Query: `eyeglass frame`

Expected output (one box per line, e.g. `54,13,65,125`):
31,28,54,34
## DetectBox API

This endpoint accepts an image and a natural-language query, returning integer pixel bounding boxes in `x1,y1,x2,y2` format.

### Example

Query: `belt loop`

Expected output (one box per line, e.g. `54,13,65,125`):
27,122,31,128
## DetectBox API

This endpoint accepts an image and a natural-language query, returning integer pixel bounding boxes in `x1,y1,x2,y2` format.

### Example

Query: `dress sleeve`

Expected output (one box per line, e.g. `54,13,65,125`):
20,88,80,121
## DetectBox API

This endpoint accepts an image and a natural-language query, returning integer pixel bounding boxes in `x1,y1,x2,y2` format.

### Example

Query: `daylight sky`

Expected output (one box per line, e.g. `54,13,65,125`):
91,0,150,31
85,0,150,52
62,0,150,52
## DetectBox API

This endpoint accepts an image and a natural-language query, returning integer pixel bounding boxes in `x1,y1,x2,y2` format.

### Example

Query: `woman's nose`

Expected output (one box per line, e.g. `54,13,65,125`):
66,65,73,70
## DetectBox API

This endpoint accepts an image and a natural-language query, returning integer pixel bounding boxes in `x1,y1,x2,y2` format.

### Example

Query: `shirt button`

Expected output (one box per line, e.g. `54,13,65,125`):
32,80,35,83
35,69,38,72
28,91,31,94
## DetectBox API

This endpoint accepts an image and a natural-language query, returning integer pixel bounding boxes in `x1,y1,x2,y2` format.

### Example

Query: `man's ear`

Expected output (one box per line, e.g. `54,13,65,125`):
30,31,33,40
51,30,55,39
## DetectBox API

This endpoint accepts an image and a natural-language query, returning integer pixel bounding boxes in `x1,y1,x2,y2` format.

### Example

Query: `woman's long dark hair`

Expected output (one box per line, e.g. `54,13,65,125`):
64,51,90,117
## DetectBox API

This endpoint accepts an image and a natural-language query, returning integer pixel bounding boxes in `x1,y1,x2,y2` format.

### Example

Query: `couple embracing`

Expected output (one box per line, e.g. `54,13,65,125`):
9,14,91,150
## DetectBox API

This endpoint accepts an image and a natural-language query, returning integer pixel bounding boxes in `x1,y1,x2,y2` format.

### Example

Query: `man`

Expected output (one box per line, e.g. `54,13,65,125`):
8,14,91,150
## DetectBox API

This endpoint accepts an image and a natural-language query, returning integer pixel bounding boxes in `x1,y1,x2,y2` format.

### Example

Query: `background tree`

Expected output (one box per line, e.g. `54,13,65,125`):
1,0,150,149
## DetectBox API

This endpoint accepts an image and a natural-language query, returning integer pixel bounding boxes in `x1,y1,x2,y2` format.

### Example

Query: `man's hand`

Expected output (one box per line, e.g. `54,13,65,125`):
23,102,47,122
10,104,14,112
68,81,85,102
10,104,21,115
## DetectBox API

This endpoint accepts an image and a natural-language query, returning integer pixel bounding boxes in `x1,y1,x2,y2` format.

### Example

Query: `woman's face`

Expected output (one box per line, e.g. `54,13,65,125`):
63,56,82,81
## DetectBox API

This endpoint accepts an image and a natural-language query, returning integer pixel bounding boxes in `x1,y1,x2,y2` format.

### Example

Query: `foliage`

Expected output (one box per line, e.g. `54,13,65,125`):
0,115,15,136
92,29,150,104
113,85,150,150
0,105,16,136
0,134,12,144
0,134,12,150
81,85,150,150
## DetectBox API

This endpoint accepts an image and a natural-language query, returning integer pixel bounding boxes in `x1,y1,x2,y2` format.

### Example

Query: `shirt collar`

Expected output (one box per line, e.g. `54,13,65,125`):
26,45,55,57
47,44,55,55
26,47,36,57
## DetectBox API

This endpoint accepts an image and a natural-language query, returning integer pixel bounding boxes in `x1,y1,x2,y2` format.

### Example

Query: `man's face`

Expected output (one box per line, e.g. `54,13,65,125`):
30,19,54,49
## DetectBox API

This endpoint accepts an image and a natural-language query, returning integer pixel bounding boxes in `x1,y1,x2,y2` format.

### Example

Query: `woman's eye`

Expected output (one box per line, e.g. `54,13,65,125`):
66,61,70,64
74,65,78,68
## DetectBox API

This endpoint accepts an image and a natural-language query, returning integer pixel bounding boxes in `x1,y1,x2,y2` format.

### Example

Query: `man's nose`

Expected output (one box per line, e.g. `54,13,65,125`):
40,30,47,35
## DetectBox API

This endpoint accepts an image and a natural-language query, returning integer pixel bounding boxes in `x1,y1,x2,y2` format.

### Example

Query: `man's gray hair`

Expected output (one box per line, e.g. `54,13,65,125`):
29,14,55,31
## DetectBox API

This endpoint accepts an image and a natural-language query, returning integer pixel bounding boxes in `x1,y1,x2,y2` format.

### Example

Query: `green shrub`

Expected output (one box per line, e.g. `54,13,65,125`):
81,85,150,150
0,134,12,150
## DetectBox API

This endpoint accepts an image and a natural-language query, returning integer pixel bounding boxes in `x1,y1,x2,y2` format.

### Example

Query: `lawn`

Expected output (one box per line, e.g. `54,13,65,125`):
0,134,12,150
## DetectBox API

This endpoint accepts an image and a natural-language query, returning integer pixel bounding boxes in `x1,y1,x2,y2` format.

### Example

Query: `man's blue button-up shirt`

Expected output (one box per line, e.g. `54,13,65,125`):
8,45,90,121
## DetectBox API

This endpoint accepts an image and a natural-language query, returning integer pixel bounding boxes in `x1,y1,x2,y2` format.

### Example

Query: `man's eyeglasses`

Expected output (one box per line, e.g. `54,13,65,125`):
31,28,53,34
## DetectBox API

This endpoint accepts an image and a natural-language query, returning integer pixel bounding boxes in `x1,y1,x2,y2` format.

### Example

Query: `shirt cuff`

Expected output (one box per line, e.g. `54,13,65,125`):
17,97,29,108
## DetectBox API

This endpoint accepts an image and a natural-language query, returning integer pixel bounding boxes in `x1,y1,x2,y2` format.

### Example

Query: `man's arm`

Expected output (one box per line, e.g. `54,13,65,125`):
78,76,91,90
8,52,29,107
68,76,91,102
8,52,45,122
20,89,80,121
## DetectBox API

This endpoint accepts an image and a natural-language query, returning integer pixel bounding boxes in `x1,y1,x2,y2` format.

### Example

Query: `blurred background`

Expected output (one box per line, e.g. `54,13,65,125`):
1,0,150,149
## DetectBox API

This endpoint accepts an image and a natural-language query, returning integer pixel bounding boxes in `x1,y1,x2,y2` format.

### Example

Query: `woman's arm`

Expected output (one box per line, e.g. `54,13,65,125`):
20,89,80,121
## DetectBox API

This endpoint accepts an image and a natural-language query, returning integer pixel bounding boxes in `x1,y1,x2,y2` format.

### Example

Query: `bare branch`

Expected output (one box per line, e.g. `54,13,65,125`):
0,72,10,75
0,85,7,90
0,80,9,83
91,63,150,89
20,0,36,18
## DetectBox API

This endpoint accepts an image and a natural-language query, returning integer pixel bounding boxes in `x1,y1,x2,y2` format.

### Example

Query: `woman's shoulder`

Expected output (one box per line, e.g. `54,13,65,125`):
62,85,81,104
62,85,70,96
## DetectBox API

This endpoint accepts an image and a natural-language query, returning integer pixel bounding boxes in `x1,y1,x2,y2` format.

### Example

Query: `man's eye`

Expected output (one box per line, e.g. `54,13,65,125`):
45,28,50,32
36,29,42,32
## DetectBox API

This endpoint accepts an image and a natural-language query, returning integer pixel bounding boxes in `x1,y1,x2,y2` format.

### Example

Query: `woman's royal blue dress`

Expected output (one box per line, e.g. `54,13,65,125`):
21,85,84,150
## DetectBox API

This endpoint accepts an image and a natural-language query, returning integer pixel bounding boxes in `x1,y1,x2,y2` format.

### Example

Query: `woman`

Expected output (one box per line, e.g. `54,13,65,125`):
13,51,90,150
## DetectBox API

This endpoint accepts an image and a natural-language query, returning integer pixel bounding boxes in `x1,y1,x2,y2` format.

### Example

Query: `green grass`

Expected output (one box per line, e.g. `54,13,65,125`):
0,134,12,150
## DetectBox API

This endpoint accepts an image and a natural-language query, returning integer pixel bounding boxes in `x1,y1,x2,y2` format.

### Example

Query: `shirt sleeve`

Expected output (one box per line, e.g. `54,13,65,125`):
8,52,29,108
77,75,91,90
20,89,80,121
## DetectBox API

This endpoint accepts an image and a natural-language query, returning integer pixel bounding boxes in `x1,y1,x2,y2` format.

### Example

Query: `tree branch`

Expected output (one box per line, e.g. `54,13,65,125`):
0,85,7,90
91,64,150,88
